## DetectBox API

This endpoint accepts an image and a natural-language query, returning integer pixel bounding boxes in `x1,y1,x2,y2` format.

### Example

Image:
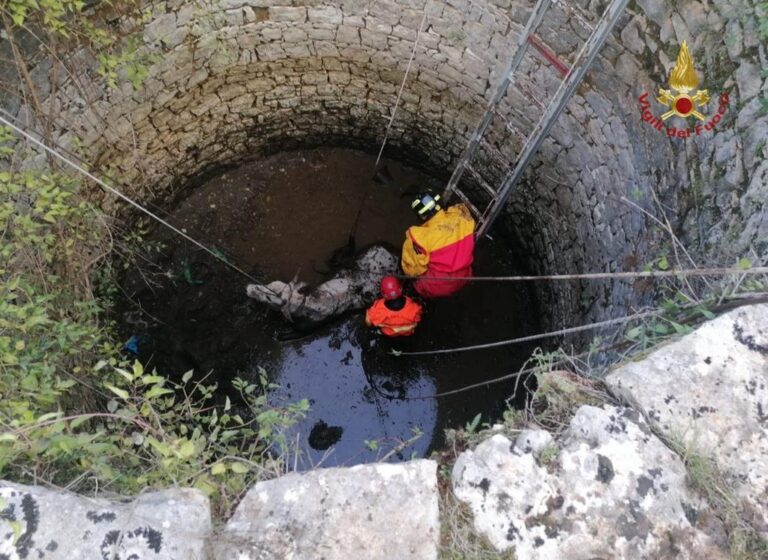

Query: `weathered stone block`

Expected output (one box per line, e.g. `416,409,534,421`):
307,26,336,41
283,43,311,58
335,26,361,45
360,29,389,49
143,12,177,45
255,43,285,61
268,6,306,23
0,482,210,559
214,461,439,560
308,6,343,25
606,304,768,536
282,27,308,42
454,405,726,559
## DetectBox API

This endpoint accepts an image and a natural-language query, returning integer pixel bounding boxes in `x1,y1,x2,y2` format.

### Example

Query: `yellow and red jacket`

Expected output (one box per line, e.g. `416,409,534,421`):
365,297,423,337
402,203,475,298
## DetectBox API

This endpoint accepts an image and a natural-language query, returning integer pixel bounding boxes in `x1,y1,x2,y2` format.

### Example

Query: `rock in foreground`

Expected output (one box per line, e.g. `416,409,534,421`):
606,303,768,535
0,482,210,559
452,405,726,559
214,460,439,560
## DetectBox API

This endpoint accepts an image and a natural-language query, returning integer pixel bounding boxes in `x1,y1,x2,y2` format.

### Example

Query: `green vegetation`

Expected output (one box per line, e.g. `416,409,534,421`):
755,139,766,157
2,1,312,517
758,1,768,40
2,0,153,121
759,97,768,117
0,138,308,516
536,442,559,468
439,487,516,560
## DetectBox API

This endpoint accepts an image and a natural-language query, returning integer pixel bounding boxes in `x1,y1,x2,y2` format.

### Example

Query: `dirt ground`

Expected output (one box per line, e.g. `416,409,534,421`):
117,147,542,467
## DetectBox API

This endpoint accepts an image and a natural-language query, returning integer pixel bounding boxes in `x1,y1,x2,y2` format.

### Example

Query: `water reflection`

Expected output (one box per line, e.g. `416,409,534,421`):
265,320,438,469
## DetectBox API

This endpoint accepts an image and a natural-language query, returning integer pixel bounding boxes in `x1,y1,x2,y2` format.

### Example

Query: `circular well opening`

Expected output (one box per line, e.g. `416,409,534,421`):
118,145,542,467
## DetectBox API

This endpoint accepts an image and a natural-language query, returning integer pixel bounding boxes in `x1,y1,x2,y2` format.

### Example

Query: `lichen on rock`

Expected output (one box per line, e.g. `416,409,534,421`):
452,404,726,559
606,303,768,536
0,482,210,560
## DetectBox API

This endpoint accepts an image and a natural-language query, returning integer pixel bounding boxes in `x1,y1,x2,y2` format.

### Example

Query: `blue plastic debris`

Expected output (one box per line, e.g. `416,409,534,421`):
123,334,147,355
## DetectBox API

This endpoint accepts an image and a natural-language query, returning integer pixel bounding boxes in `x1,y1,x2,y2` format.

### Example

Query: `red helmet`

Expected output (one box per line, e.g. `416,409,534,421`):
380,276,403,300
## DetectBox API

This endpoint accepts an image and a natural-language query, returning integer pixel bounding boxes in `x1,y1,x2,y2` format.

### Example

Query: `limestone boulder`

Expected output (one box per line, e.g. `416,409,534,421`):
452,405,726,559
214,460,439,560
605,303,768,534
0,482,210,559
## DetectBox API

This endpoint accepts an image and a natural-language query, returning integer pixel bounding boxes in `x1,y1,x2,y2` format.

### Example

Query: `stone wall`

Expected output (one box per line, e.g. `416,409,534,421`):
4,0,766,331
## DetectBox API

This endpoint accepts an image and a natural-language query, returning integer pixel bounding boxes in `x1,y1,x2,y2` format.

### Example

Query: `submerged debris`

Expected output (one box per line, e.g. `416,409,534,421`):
308,420,344,450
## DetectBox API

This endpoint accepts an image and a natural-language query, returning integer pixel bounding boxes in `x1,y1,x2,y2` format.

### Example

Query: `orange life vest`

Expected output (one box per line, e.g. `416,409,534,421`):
365,297,423,337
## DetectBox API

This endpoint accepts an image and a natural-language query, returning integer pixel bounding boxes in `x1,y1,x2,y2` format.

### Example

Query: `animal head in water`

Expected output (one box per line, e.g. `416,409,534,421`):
246,282,290,306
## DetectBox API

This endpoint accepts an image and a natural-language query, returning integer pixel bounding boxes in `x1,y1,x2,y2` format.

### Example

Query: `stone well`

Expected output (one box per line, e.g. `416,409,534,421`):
4,0,766,330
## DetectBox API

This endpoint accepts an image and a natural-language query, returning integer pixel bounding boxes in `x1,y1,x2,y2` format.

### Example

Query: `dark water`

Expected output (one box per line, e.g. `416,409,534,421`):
118,147,541,468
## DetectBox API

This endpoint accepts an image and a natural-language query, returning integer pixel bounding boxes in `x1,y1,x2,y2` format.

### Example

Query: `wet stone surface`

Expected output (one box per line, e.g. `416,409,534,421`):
119,147,541,467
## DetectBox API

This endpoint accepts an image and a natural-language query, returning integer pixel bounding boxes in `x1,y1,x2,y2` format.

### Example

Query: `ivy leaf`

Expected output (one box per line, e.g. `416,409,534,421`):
132,360,144,377
144,386,173,399
1,353,18,365
146,436,171,457
115,368,133,382
178,440,196,458
105,384,130,399
193,476,216,496
230,462,249,474
211,463,227,476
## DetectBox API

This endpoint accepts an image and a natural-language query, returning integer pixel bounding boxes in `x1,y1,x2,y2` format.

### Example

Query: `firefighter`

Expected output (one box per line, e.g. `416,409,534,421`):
365,276,423,337
402,191,475,298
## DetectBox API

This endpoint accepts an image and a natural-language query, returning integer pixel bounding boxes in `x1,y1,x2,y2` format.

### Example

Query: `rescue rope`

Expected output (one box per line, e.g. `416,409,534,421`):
387,265,768,282
384,294,768,399
391,309,658,356
373,2,430,168
388,358,549,401
0,110,261,284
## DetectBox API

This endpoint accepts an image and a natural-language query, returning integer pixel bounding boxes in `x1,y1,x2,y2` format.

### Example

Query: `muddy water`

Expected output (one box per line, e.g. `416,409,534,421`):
118,147,541,468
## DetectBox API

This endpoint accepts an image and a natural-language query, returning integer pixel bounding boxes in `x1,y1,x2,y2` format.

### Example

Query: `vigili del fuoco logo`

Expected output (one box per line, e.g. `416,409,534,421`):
638,41,729,138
